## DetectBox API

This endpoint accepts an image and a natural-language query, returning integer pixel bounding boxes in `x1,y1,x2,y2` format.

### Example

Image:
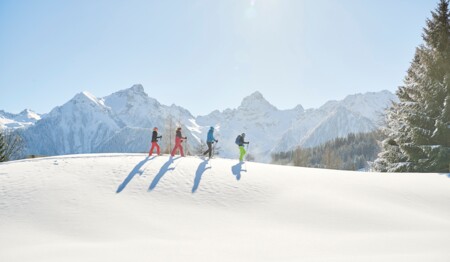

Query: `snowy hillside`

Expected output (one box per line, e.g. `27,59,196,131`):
0,109,41,129
0,154,449,262
10,85,397,162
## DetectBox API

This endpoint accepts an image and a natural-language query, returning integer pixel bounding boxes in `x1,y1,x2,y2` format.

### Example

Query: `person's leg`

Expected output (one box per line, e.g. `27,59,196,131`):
179,144,184,157
203,144,210,155
208,142,213,158
156,143,160,155
239,146,246,162
149,142,156,156
204,142,212,157
171,143,178,156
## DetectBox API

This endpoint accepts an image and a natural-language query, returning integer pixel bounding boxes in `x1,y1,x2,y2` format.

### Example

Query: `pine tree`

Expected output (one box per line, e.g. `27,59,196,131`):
375,0,450,172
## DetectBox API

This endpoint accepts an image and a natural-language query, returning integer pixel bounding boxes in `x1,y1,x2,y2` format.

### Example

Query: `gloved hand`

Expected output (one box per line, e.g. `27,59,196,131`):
215,140,218,143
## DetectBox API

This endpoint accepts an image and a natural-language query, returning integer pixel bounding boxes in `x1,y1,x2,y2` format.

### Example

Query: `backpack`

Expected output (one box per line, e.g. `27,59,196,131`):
235,135,241,145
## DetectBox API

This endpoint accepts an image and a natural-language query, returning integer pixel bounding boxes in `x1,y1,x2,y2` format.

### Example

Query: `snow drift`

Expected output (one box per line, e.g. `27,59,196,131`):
0,154,449,262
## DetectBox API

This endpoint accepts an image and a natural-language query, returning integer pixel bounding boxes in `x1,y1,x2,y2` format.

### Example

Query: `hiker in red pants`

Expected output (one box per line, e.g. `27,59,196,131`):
171,127,187,157
149,127,162,156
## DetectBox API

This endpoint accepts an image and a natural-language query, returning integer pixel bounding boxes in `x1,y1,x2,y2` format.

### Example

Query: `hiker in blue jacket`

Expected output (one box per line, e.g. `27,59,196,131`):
203,127,218,158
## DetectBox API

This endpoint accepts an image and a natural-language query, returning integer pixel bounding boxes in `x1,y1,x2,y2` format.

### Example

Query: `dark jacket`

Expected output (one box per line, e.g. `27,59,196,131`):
151,131,161,142
175,130,187,143
237,135,248,147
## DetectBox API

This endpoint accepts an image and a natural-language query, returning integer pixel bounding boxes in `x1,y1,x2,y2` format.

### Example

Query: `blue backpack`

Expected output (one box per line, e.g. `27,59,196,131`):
235,135,241,145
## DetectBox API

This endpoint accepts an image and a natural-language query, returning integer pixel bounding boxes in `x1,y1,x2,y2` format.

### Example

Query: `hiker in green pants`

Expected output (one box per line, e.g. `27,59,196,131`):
235,133,250,162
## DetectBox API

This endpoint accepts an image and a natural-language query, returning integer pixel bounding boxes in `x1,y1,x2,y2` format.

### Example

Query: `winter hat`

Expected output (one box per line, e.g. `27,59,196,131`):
241,133,245,137
210,126,214,130
177,127,182,130
153,127,158,131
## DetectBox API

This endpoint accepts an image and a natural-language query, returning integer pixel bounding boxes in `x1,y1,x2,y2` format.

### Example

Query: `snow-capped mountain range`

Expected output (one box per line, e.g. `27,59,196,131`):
0,109,41,129
3,84,397,161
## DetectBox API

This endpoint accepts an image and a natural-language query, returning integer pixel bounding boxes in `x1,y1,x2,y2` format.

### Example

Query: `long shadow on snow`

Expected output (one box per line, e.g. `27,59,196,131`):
116,156,155,193
231,162,247,181
148,156,180,191
192,159,211,193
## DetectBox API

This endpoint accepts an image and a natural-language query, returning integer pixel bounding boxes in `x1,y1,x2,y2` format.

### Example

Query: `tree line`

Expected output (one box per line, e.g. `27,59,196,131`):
271,131,383,170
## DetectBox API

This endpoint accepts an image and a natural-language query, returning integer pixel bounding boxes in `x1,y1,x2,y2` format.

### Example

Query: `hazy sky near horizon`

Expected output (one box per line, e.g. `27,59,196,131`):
0,0,437,116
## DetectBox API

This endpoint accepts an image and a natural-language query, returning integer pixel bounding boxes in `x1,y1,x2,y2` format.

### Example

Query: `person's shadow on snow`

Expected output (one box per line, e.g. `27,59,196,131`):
116,156,155,193
231,162,246,181
148,156,180,191
192,159,211,193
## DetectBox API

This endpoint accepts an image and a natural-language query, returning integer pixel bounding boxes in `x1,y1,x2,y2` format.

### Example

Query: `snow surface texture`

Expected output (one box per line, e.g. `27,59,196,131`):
0,154,449,262
6,85,397,162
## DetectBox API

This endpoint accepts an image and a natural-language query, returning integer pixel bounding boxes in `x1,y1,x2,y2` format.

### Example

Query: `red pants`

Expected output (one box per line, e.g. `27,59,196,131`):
171,142,184,157
149,142,160,156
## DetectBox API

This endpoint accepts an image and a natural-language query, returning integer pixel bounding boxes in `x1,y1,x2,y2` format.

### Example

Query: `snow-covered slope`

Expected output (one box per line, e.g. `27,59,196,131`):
21,92,122,155
0,154,449,262
0,109,41,129
298,106,376,148
102,84,196,131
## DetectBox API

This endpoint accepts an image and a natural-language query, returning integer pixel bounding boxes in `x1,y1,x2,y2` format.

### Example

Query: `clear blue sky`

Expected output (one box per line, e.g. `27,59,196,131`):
0,0,437,116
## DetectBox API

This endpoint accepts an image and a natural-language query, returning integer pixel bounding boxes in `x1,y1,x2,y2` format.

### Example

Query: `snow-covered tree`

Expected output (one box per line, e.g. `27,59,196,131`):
375,0,450,172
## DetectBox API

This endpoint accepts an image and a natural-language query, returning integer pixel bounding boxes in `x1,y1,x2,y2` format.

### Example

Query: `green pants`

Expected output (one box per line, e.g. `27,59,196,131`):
239,146,246,162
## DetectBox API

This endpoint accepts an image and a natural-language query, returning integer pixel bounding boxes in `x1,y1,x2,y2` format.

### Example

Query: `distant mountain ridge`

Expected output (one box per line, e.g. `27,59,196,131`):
0,109,41,129
2,85,397,162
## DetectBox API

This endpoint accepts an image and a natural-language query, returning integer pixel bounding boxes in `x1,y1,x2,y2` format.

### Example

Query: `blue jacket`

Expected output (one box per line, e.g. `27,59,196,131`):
207,128,216,142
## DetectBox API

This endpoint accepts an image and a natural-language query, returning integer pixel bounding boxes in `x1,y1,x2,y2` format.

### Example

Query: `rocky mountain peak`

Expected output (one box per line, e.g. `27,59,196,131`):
239,91,277,112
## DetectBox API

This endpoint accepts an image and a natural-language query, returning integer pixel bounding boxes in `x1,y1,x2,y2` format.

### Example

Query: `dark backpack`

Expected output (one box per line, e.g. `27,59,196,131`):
235,135,241,145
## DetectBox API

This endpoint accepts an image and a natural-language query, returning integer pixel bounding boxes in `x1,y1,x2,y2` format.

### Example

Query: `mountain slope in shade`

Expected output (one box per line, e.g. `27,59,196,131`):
271,90,397,154
297,107,376,148
0,154,449,262
21,92,121,155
